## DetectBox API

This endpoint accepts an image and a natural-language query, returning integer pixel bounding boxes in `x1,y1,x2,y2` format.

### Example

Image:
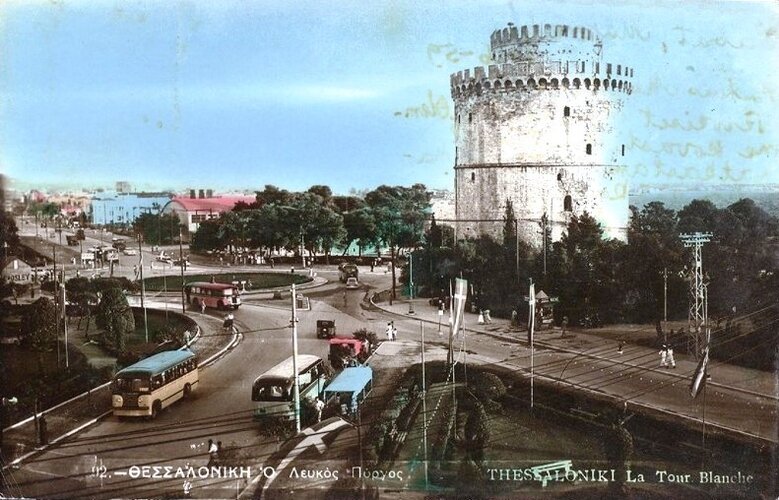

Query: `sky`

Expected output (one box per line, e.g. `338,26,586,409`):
1,0,777,195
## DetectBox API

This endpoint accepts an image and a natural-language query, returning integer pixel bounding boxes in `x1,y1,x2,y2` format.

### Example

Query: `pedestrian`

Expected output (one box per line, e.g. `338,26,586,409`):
39,415,48,445
315,398,325,423
385,322,393,341
200,301,206,314
392,322,398,341
666,345,676,368
561,316,569,338
484,309,492,324
618,340,624,355
184,330,191,345
477,310,485,325
207,439,218,466
659,344,668,368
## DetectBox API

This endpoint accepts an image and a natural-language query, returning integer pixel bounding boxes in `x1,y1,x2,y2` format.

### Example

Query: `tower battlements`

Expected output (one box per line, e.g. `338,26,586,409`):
490,23,603,63
491,23,596,47
450,61,633,98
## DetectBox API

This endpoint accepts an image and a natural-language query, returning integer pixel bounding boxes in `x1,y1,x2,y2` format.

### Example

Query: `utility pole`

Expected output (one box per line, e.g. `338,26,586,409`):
179,227,186,314
61,274,69,368
291,283,301,434
53,244,60,368
138,234,149,343
541,213,548,276
420,321,429,489
661,267,669,343
680,232,712,360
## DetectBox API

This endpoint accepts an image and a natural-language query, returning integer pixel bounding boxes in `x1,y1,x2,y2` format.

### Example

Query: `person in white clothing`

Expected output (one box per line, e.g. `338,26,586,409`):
659,345,668,368
666,345,676,368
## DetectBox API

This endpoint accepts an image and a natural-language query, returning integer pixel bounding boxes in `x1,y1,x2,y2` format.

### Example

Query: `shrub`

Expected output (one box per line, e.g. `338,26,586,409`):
468,370,506,402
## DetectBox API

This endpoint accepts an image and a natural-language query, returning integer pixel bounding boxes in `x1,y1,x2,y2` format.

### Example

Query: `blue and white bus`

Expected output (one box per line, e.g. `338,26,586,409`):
112,349,199,418
251,355,327,419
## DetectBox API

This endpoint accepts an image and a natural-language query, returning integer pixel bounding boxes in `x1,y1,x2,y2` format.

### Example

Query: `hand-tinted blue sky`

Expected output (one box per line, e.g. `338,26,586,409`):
1,0,777,194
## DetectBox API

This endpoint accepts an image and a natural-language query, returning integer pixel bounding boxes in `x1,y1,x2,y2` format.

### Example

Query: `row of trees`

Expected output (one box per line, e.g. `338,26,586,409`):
408,198,779,328
189,184,432,299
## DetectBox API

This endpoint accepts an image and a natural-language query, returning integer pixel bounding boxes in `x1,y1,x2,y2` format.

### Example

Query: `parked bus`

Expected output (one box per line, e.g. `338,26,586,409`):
111,349,199,418
338,263,359,283
184,281,241,310
324,365,373,417
251,355,328,420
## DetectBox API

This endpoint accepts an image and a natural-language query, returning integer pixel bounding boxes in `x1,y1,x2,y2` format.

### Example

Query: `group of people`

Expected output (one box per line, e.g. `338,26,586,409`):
477,309,493,325
659,344,676,368
223,312,235,333
385,321,398,341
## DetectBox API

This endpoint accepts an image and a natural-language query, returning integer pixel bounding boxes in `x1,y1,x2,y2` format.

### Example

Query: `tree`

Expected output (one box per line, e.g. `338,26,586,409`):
0,210,20,252
255,185,292,206
96,288,135,351
365,184,431,302
191,219,223,252
20,297,57,350
342,208,376,256
133,213,182,245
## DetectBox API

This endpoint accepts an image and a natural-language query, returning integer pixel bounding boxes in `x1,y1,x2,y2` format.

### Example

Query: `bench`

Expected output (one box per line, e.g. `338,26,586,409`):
531,460,573,487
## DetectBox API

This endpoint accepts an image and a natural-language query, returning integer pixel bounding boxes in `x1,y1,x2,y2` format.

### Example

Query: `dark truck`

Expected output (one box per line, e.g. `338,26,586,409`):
338,263,359,283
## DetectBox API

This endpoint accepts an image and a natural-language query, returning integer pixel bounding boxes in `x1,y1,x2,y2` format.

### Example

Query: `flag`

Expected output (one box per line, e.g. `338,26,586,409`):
450,278,468,341
689,346,709,398
527,282,536,345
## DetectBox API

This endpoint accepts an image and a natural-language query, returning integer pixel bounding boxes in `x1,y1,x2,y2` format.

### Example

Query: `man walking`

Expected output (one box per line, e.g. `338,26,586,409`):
666,345,676,368
659,345,668,368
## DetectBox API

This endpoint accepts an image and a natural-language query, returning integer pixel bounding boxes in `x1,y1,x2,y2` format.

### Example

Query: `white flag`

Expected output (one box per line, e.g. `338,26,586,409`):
690,346,709,398
450,278,468,341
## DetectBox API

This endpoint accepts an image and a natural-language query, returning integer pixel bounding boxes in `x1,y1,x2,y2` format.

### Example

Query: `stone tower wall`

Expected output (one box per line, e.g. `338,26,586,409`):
452,23,632,246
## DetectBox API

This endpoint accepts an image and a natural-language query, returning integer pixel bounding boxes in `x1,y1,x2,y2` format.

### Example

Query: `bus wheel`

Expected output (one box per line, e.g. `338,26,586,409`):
151,401,161,419
183,383,192,399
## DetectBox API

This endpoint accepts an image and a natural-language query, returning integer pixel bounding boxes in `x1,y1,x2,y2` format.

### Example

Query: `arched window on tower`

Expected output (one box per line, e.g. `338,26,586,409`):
621,144,625,156
471,172,476,182
586,143,592,155
564,195,573,212
564,106,570,117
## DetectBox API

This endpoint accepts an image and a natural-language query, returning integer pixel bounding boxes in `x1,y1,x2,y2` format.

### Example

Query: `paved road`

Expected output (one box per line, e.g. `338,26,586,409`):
3,263,396,499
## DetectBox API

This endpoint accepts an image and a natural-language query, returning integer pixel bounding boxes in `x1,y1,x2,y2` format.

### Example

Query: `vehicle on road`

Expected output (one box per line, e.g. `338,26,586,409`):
123,248,138,256
111,349,199,418
345,276,359,289
66,235,79,246
323,365,373,417
251,355,328,420
156,251,173,264
184,281,241,310
327,336,370,369
338,263,358,283
111,238,127,251
316,319,337,339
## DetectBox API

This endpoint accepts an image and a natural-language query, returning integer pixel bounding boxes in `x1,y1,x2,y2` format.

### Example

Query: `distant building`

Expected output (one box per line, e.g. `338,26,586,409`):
116,181,132,193
162,190,255,241
1,257,33,283
90,192,173,226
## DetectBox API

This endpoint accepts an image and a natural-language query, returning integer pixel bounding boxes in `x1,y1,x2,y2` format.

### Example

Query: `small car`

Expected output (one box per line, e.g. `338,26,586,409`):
345,277,359,289
317,320,337,339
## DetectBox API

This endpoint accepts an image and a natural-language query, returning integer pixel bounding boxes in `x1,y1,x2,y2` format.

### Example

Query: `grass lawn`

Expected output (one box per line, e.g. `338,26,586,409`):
142,272,311,292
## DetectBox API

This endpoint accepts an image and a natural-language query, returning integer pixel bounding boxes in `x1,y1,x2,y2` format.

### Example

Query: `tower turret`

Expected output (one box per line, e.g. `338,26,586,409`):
452,22,633,245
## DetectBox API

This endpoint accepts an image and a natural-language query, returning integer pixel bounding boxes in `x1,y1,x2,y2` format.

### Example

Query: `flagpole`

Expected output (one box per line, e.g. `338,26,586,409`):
528,279,535,411
420,321,428,489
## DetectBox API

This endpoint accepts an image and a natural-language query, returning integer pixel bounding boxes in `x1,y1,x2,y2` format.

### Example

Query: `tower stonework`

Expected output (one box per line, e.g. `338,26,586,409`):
452,23,632,245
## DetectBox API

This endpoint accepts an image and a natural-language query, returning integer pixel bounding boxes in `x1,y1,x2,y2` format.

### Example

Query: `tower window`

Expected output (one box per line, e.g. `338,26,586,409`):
563,106,570,117
621,144,625,156
564,195,573,212
468,113,472,123
557,173,562,181
471,172,476,182
586,143,592,155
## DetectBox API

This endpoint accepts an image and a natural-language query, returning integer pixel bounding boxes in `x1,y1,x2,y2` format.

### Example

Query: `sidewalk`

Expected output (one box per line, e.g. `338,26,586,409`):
370,295,778,444
1,307,235,470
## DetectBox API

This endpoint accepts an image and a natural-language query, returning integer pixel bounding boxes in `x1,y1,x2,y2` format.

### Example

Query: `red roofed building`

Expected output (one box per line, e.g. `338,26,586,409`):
162,190,255,241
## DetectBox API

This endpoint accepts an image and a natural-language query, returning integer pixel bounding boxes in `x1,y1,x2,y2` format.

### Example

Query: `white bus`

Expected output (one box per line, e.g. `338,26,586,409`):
251,355,327,420
112,349,199,418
